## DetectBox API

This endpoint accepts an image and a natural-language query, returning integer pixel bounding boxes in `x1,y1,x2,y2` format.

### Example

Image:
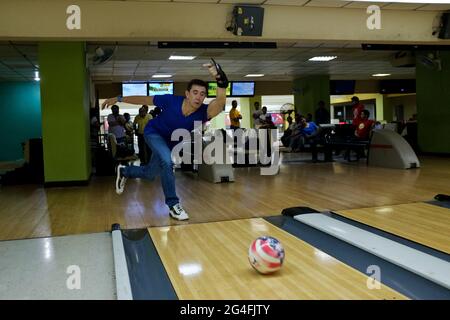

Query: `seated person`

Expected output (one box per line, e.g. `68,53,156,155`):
260,114,276,129
344,109,374,159
289,115,320,151
281,115,295,147
287,114,302,151
301,116,320,138
289,115,321,161
254,106,268,129
107,105,127,144
123,112,134,145
354,109,374,141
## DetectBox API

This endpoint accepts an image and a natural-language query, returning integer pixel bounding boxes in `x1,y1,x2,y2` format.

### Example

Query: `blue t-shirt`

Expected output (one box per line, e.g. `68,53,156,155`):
145,95,209,144
301,122,318,136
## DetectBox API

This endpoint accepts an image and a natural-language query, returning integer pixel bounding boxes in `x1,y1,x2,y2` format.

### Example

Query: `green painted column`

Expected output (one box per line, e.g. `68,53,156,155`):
416,51,450,153
39,42,91,183
293,76,330,117
239,98,251,129
382,95,393,122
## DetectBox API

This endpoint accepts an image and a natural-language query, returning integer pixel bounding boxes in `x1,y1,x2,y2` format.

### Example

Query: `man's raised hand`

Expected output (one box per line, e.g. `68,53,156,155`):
203,62,218,79
203,59,229,88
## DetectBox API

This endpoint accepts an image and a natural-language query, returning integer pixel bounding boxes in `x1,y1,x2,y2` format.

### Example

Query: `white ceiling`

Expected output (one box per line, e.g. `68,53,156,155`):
86,41,416,82
0,40,418,82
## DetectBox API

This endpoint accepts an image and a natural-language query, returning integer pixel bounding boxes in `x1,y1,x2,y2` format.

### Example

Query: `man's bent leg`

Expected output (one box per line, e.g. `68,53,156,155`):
145,134,179,208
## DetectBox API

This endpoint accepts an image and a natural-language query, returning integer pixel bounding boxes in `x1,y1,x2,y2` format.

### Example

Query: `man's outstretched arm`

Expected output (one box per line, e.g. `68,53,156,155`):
101,96,154,109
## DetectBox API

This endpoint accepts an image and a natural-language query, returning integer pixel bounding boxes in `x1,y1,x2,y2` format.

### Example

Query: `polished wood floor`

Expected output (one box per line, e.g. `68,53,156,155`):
0,156,449,241
336,203,450,254
149,218,406,300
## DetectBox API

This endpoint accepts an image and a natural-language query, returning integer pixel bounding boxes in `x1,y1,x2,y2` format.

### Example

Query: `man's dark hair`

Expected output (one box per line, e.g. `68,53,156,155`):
232,100,238,107
351,96,359,102
187,79,208,92
254,101,260,107
362,109,370,117
153,106,162,117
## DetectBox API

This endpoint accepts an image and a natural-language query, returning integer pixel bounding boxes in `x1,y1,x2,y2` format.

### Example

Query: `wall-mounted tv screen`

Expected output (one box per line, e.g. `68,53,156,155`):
148,82,174,96
122,83,147,96
207,82,231,97
231,81,255,97
379,79,416,94
330,80,356,95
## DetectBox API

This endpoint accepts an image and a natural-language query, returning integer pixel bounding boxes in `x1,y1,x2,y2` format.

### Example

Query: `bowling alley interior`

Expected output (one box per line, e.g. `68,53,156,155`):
0,0,449,301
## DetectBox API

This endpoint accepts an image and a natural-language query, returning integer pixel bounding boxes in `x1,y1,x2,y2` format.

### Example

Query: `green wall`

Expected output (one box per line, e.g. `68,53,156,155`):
416,51,450,153
239,98,251,129
39,42,91,183
0,82,42,161
293,75,330,117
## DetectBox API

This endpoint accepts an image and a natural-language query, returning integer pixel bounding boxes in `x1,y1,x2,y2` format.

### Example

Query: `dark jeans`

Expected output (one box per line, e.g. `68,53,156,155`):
123,133,178,207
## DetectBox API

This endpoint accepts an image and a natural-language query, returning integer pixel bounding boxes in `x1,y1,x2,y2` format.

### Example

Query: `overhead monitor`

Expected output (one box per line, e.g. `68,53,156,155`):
231,81,255,97
148,82,174,96
207,82,231,97
122,83,147,96
379,79,416,94
330,80,355,95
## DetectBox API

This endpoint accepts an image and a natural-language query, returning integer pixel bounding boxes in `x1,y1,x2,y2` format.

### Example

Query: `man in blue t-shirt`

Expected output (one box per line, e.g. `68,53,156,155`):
301,117,319,137
288,115,321,160
101,62,228,220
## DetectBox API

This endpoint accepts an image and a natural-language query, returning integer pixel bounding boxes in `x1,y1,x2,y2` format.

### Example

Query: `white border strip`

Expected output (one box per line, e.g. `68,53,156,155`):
294,213,450,289
112,229,133,300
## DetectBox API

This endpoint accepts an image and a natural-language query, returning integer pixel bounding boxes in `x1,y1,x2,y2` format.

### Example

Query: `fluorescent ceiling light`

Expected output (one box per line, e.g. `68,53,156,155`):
152,74,172,78
245,74,264,77
308,56,337,62
372,73,391,77
34,71,40,81
169,55,196,60
346,0,450,3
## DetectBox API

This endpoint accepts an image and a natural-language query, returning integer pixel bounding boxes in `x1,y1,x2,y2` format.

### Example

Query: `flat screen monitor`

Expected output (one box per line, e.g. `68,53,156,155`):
231,81,255,97
330,80,355,95
122,83,147,96
148,82,174,96
379,79,415,94
207,82,231,97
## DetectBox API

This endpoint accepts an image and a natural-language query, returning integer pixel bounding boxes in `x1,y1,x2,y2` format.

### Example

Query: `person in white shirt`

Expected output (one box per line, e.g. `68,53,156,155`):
107,105,126,143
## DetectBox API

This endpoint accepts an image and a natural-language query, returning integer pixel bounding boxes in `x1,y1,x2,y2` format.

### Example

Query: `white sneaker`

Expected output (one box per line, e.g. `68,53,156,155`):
115,164,127,195
169,203,189,220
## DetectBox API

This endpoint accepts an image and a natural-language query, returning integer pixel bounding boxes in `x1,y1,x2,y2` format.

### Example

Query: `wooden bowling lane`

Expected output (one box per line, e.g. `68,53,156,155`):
148,218,406,300
336,203,450,254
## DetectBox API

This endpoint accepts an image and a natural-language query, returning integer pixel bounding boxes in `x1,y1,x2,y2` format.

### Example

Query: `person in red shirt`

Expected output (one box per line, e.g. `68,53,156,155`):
355,109,374,140
351,96,365,126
